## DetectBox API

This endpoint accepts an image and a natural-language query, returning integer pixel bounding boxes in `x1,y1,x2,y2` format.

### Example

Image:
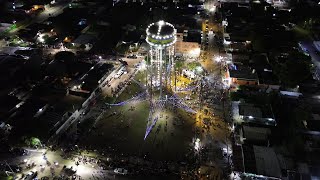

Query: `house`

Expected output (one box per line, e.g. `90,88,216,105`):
72,34,96,50
251,54,280,91
228,65,259,86
240,145,282,179
232,101,276,126
238,125,271,145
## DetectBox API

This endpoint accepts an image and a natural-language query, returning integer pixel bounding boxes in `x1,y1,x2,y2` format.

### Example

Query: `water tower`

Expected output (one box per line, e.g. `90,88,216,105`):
146,20,177,99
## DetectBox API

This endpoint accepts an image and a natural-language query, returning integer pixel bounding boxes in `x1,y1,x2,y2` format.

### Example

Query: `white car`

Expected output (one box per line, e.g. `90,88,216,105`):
114,168,128,175
114,74,120,79
114,71,123,79
24,171,37,180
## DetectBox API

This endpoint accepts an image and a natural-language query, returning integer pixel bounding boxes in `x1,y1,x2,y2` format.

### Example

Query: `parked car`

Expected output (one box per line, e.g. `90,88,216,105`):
127,55,137,59
114,168,128,175
114,71,124,79
24,171,37,180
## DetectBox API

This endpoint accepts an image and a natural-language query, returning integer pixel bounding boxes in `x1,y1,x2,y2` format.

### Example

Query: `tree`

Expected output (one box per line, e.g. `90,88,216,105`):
45,36,56,45
186,62,201,71
274,52,311,87
230,92,242,101
174,60,184,74
173,60,184,91
115,44,129,55
47,61,67,77
54,51,75,63
144,55,150,65
79,44,86,50
23,137,41,147
30,137,41,147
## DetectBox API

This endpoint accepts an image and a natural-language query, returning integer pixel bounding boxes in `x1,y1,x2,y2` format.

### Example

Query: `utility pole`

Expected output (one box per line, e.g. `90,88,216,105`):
199,76,204,113
174,70,177,92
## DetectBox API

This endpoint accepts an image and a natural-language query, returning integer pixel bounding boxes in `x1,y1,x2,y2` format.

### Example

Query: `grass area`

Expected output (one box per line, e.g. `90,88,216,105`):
292,26,313,40
80,100,196,161
0,174,13,180
134,71,146,82
186,61,201,71
104,96,116,104
80,68,198,161
115,81,144,103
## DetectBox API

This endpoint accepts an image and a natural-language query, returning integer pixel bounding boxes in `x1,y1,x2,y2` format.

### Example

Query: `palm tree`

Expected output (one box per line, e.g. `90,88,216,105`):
174,60,184,91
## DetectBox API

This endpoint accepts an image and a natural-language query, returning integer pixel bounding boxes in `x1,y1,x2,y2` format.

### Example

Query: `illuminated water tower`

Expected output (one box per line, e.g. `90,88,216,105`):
146,20,177,99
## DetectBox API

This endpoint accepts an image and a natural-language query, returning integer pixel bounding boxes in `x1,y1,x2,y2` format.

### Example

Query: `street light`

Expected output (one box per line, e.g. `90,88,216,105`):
215,56,223,62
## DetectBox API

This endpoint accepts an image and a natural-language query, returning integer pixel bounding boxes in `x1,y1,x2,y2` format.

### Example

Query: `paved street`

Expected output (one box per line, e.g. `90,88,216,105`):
300,41,320,80
0,148,135,179
7,2,72,35
194,10,232,178
101,57,143,97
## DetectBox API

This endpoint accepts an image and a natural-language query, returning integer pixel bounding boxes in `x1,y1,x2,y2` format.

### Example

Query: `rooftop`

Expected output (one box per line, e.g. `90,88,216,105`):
242,145,282,178
0,95,21,119
229,65,259,81
242,125,271,143
240,104,262,118
258,71,279,85
237,102,276,126
73,34,97,45
147,21,175,37
183,30,201,43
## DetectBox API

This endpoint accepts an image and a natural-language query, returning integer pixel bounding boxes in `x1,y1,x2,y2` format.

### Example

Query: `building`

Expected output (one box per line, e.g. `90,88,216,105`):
251,53,280,91
226,41,251,52
175,31,201,58
267,0,290,9
225,53,280,90
228,65,259,86
235,145,282,179
238,125,271,145
232,101,276,126
72,34,96,50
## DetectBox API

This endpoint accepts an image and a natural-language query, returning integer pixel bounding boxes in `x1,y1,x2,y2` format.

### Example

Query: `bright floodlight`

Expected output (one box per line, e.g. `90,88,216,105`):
158,20,165,26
